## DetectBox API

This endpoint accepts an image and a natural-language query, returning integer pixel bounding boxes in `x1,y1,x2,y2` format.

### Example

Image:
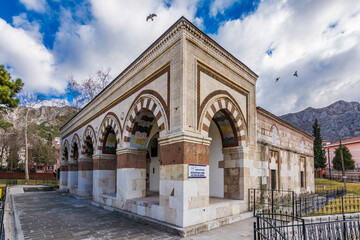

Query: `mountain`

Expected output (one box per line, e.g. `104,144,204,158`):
279,100,360,143
2,106,78,139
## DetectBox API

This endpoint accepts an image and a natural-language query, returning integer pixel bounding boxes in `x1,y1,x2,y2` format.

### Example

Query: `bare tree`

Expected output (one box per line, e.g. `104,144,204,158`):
96,67,111,90
18,92,40,181
66,68,112,107
65,75,84,108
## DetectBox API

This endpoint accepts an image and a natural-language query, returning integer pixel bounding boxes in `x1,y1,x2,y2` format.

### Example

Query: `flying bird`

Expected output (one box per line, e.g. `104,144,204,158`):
146,13,157,22
293,71,298,77
275,77,280,82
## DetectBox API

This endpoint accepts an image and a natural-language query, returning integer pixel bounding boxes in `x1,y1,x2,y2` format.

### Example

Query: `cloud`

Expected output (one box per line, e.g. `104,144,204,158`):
209,0,238,17
212,0,360,115
51,0,201,82
0,18,64,93
19,0,47,13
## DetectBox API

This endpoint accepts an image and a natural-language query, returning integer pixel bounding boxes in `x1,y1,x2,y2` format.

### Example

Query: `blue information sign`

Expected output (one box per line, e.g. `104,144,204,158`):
188,164,206,178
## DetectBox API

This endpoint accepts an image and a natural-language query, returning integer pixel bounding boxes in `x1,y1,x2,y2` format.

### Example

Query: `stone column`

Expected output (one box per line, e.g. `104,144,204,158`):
158,132,211,227
92,154,117,196
77,156,93,197
222,146,246,199
67,161,78,193
116,148,146,202
59,163,68,191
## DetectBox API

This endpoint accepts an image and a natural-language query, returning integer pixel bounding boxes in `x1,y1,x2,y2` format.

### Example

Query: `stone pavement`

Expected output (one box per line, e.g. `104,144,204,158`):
11,190,254,240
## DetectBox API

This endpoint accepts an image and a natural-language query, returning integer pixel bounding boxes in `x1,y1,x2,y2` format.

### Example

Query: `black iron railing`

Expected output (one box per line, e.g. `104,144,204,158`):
248,188,295,216
249,187,346,217
0,185,7,240
254,211,360,240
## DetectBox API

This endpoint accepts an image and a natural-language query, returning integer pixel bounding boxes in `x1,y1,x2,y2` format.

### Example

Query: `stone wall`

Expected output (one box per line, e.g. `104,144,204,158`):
256,107,315,194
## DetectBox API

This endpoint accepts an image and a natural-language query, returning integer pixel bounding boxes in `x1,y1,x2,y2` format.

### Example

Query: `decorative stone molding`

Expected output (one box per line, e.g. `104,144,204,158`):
123,95,168,147
82,125,97,155
199,96,247,147
97,112,121,152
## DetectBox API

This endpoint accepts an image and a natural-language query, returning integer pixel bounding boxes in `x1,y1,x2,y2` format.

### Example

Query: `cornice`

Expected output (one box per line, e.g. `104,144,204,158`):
61,17,258,134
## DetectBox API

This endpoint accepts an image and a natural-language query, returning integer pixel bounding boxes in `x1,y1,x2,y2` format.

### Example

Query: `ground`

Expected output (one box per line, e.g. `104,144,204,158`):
12,191,254,240
315,178,360,194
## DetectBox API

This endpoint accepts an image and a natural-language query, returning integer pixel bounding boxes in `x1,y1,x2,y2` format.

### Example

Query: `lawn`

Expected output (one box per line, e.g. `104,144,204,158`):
315,178,360,195
312,178,360,215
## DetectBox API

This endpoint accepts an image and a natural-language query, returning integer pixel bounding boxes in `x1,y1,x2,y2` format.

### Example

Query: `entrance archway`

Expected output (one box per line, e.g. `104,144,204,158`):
200,97,247,200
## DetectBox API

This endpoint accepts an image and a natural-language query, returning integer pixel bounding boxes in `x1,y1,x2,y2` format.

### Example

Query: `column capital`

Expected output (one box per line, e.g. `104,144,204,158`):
158,131,212,146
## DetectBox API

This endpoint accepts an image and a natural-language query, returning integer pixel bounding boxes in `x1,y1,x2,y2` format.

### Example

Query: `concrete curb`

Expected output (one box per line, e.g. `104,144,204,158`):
11,194,24,240
90,201,253,237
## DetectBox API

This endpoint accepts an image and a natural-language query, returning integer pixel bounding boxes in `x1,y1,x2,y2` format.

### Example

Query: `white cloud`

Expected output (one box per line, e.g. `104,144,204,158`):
19,0,47,13
209,0,238,17
51,0,201,82
0,18,64,93
212,0,360,115
2,0,360,116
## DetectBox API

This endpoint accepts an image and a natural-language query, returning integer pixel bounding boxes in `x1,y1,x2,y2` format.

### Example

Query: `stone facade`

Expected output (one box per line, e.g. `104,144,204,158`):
60,17,314,228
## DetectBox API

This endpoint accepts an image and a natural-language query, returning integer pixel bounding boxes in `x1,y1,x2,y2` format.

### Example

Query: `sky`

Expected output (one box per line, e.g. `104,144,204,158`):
0,0,359,115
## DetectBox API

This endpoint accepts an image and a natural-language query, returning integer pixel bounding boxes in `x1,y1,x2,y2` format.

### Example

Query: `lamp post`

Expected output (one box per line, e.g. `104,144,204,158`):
339,141,346,194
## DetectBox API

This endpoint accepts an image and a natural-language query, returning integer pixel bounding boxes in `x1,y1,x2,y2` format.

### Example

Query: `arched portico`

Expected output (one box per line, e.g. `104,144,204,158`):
60,140,69,191
77,125,96,197
117,96,167,202
93,113,121,197
68,134,80,193
200,97,247,200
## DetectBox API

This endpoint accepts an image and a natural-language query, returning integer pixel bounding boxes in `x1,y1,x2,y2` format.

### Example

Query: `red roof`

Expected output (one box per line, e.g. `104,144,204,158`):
326,136,360,146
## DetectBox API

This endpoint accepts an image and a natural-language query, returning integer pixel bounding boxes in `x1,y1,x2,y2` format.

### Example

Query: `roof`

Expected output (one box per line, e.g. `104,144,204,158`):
256,106,314,140
60,16,258,132
325,136,360,147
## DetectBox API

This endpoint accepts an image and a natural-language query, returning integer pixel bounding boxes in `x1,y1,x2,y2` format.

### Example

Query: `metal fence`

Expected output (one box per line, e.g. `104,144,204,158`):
0,185,7,240
248,188,296,216
254,212,360,240
249,186,346,217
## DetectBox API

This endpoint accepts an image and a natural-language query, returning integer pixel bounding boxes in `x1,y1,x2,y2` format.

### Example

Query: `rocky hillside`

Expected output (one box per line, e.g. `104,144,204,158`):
3,106,78,138
280,100,360,143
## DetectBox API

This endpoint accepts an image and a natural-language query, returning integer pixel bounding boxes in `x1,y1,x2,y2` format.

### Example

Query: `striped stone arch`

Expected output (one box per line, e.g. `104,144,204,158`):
70,133,81,161
123,95,168,148
82,125,97,156
97,112,121,152
200,97,247,147
62,140,70,162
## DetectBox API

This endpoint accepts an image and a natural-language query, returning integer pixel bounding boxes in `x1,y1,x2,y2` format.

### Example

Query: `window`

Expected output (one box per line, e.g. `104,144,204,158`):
272,128,277,145
271,170,276,190
301,171,304,188
48,166,54,170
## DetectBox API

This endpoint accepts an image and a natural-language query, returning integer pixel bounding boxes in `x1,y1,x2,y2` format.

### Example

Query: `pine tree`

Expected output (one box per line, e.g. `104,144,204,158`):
312,119,327,168
332,145,355,171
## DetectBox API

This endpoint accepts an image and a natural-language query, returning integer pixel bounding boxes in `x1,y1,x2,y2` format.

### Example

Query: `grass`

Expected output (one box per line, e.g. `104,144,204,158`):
312,178,360,215
315,178,360,195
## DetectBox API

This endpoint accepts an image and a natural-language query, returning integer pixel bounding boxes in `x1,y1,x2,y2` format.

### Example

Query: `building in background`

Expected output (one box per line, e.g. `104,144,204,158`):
324,136,360,171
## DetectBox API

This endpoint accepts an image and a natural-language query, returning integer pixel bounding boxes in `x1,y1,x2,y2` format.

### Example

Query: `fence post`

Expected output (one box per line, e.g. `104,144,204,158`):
343,215,346,240
253,222,257,240
271,190,274,216
342,194,344,215
253,189,256,216
292,191,295,216
302,219,306,240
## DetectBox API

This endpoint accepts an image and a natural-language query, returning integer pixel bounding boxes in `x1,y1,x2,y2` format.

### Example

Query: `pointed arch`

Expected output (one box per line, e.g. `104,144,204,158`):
123,95,169,148
62,140,70,162
82,125,97,156
199,96,247,147
70,134,81,161
97,112,121,152
270,124,279,145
